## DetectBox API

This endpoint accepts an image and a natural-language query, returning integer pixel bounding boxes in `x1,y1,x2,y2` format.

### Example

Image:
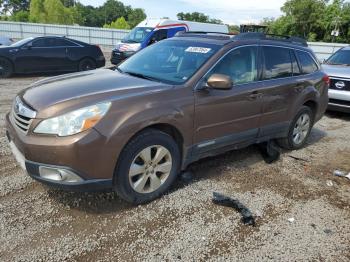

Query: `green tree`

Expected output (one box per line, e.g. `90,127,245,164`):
177,12,222,24
10,10,29,21
127,8,146,28
29,0,74,25
103,16,130,29
29,0,46,23
0,0,30,15
99,0,128,25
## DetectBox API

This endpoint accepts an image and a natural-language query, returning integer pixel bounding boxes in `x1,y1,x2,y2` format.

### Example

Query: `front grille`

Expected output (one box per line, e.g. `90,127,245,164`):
11,111,33,133
11,97,36,134
329,77,350,91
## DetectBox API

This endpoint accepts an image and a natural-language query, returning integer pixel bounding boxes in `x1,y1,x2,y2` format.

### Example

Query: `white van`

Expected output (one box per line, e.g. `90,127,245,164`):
111,19,229,65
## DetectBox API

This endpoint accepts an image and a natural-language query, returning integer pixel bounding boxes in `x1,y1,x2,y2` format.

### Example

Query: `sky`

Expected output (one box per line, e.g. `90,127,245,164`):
79,0,287,25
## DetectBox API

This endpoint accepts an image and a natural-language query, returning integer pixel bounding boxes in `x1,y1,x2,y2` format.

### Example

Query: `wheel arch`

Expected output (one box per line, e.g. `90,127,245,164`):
0,56,15,73
303,99,318,121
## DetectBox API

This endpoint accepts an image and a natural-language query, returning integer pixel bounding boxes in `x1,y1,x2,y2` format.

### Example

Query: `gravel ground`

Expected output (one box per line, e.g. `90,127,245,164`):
0,53,350,261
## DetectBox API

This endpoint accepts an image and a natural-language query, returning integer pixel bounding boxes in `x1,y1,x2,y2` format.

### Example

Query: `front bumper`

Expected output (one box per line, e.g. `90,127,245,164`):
110,50,135,65
6,112,116,191
328,89,350,113
26,161,112,192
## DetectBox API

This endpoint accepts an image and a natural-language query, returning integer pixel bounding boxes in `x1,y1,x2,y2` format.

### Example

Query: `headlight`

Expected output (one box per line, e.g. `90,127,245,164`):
34,102,111,136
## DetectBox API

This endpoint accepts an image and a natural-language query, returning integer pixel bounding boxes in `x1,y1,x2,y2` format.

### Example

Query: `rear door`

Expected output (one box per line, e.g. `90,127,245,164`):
258,45,301,139
194,46,264,155
52,38,80,71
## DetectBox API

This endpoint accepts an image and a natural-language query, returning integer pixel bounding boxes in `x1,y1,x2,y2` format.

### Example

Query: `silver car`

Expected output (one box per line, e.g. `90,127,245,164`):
322,46,350,113
0,36,13,46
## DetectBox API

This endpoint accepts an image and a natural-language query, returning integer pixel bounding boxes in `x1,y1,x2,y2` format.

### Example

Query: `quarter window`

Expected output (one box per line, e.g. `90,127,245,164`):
291,50,301,76
263,46,292,80
207,46,258,85
296,50,318,74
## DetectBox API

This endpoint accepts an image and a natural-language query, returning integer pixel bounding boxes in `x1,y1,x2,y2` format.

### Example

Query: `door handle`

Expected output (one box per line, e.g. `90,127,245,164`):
247,91,262,100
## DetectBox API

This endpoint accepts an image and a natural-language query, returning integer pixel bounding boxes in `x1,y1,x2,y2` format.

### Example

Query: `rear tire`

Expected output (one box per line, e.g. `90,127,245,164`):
0,58,13,78
114,129,181,204
278,106,314,150
78,58,96,71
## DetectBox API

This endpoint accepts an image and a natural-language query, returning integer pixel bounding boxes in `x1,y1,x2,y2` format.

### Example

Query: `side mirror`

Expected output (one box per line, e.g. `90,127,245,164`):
207,74,233,90
24,42,32,49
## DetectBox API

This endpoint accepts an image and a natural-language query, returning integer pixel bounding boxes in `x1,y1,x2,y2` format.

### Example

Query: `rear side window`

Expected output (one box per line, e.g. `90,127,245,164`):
296,50,318,74
263,46,292,80
207,46,258,85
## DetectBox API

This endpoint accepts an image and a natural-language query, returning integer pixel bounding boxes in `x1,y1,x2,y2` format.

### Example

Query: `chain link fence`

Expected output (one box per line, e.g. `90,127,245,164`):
0,21,130,47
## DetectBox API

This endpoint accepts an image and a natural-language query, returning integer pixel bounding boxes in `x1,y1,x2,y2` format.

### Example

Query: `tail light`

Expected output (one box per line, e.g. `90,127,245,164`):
322,75,330,86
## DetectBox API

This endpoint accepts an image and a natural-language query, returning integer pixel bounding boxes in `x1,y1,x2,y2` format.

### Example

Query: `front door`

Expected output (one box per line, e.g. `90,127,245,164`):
194,46,264,155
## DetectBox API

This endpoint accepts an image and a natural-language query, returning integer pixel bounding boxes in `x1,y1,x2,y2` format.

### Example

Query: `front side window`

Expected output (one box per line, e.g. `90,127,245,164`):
296,50,318,74
207,46,258,85
118,40,220,84
32,38,48,47
263,46,293,80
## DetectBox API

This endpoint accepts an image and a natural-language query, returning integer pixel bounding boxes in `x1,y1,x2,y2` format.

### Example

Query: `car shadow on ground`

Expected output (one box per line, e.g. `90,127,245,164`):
306,127,327,146
325,110,350,121
46,127,328,214
46,129,328,214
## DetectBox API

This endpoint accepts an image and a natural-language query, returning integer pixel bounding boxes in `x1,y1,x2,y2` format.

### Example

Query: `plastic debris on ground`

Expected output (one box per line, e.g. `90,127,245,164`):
212,192,256,226
333,170,350,180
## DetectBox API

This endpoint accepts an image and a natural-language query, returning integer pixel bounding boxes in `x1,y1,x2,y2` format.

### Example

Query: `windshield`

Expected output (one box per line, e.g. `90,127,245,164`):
122,27,153,43
118,40,220,84
10,37,34,47
326,50,350,66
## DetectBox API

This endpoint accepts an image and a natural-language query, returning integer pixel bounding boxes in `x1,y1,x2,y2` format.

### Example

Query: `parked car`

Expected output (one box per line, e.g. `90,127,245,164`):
322,46,350,113
6,32,329,204
0,36,105,78
0,36,14,46
110,18,229,65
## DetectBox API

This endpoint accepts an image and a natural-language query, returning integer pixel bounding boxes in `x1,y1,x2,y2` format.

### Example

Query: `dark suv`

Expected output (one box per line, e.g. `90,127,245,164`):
6,33,329,204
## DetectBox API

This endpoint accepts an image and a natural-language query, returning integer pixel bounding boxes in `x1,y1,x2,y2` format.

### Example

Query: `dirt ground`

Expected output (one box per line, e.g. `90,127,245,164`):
0,56,350,261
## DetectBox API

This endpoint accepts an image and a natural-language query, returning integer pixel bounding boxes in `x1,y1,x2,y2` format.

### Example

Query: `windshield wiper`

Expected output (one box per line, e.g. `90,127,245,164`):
124,71,161,82
115,67,123,73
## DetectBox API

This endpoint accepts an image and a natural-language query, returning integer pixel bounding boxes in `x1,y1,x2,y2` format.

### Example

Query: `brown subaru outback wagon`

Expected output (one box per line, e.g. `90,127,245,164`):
6,33,329,204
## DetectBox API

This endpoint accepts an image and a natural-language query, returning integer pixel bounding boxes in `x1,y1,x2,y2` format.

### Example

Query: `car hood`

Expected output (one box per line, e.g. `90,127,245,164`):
322,64,350,79
20,69,171,118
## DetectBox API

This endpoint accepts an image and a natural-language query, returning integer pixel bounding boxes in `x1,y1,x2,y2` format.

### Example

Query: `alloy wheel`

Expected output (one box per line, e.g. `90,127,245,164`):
128,145,172,194
292,113,310,145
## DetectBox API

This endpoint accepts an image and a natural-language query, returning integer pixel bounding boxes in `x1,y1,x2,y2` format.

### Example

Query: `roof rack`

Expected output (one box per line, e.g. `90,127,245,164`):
175,31,232,40
234,32,308,47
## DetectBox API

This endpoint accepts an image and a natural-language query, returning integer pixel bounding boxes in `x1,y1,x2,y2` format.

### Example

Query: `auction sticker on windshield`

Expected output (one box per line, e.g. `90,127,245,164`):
185,47,212,53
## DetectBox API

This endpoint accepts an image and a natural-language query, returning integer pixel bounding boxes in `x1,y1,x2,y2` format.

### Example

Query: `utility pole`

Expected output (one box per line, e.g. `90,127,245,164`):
331,16,341,43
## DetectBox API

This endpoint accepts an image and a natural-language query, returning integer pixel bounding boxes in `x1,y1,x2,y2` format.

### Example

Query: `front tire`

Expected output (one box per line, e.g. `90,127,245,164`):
114,129,181,204
0,58,13,78
278,106,313,150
